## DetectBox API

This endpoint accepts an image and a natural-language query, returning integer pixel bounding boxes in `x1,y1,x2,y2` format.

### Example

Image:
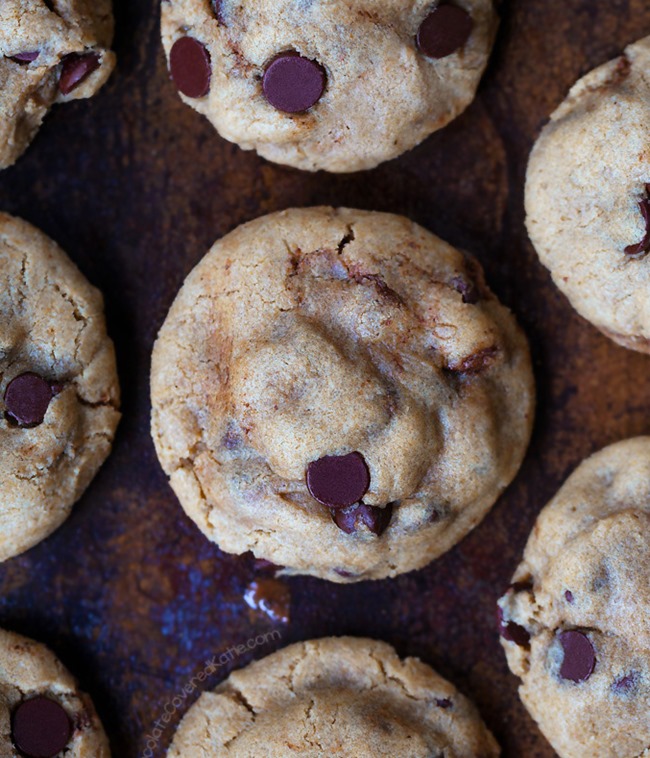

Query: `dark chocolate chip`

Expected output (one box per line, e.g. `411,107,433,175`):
558,630,596,683
11,51,40,63
331,502,393,536
211,0,225,23
334,569,356,578
435,698,452,709
59,52,100,95
12,696,72,758
497,606,530,647
625,187,650,256
243,579,290,624
565,590,574,604
450,275,479,304
4,373,54,427
612,672,638,695
416,4,473,60
263,52,326,114
306,451,370,508
169,37,212,98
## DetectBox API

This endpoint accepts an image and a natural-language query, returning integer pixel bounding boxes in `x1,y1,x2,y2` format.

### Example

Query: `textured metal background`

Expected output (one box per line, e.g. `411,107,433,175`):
1,1,649,755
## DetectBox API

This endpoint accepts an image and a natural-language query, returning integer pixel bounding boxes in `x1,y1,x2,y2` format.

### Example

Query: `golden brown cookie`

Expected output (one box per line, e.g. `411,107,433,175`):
0,213,120,562
151,207,534,582
167,637,499,757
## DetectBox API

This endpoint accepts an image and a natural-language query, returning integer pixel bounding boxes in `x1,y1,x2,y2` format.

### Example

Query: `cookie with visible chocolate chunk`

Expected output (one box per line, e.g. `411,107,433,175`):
167,637,500,757
525,36,650,353
0,0,116,170
0,627,109,757
0,212,120,562
151,207,534,582
160,0,498,172
498,438,650,758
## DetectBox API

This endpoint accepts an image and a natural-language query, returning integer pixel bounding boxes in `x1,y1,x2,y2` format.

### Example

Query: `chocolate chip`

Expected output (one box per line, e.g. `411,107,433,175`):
565,590,574,603
450,275,479,304
306,452,370,508
252,557,283,575
435,698,452,709
625,187,650,256
170,37,212,98
211,0,225,23
11,51,40,63
12,696,72,758
332,502,393,536
497,606,530,647
334,569,356,578
558,630,596,683
4,373,55,427
263,52,326,114
416,4,473,60
612,672,638,695
58,52,100,95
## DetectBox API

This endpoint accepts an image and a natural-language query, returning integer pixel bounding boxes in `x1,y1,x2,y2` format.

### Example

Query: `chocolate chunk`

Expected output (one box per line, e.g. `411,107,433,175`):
450,275,479,304
4,373,55,427
243,579,290,624
332,502,393,536
11,51,40,63
625,187,650,256
170,37,212,98
211,0,225,23
558,630,596,683
263,52,326,114
12,696,73,758
416,4,473,60
59,52,100,95
497,606,530,647
612,672,638,695
565,590,574,603
435,698,452,709
306,452,370,508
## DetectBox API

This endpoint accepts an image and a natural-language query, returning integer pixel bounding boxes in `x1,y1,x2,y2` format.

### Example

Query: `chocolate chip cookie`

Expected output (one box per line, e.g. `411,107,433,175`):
0,0,115,170
498,437,650,758
526,36,650,353
0,627,109,757
167,637,499,757
160,0,498,172
151,207,534,582
0,212,120,562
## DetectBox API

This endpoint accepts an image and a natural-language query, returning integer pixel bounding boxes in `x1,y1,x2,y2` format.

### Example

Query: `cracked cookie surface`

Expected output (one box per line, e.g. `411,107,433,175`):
160,0,498,172
167,637,499,757
0,627,109,757
498,437,650,758
525,36,650,353
0,212,120,562
150,207,534,582
0,0,115,170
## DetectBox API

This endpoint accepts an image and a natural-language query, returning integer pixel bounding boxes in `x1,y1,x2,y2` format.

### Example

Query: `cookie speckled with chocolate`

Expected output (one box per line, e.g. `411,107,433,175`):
0,0,116,170
498,437,650,758
0,213,120,562
167,637,500,757
0,627,109,757
526,36,650,353
160,0,497,172
151,207,534,582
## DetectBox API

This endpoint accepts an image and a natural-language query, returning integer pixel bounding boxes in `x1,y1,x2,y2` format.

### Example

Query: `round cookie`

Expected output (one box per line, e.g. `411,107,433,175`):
0,627,109,757
0,0,116,170
160,0,498,173
525,36,650,353
167,637,499,757
151,207,534,582
0,213,120,562
498,438,650,758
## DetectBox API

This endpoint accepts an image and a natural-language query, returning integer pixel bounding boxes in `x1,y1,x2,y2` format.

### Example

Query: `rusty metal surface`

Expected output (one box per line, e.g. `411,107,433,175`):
1,1,649,755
